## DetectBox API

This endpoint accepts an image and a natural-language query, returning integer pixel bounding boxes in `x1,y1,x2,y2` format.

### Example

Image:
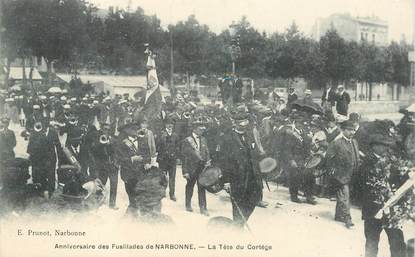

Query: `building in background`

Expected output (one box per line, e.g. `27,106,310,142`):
312,13,389,46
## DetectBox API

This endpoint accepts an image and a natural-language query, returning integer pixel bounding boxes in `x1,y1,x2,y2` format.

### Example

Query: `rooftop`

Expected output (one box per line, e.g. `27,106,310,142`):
56,74,147,88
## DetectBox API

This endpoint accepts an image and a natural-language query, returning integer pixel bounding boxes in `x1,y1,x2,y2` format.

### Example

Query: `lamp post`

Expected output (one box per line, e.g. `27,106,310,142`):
229,22,241,76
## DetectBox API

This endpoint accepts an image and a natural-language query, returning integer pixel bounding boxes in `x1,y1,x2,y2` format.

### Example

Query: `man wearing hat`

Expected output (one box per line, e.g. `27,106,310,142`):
278,112,313,203
0,117,16,164
90,123,119,209
287,87,298,110
325,120,360,228
220,111,263,227
26,104,46,133
302,89,313,105
157,117,180,201
336,85,351,116
360,130,408,257
27,119,63,198
116,118,165,217
115,121,143,216
321,85,337,114
182,117,210,216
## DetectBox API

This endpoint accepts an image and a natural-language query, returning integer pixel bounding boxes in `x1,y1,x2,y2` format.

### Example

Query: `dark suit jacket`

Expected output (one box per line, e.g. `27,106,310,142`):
90,131,116,171
157,131,179,167
325,136,360,185
219,131,263,199
115,132,155,182
278,125,311,168
287,93,298,106
27,127,62,167
0,129,16,162
181,134,210,177
321,87,337,106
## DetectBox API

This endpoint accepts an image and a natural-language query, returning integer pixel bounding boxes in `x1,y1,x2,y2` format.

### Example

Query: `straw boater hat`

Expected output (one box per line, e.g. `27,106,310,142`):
259,157,277,173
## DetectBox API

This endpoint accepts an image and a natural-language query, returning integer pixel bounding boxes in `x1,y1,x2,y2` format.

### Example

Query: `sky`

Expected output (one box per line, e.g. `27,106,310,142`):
92,0,413,43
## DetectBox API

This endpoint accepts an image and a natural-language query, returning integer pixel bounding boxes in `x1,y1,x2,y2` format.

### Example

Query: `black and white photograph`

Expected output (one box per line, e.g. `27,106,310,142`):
0,0,414,256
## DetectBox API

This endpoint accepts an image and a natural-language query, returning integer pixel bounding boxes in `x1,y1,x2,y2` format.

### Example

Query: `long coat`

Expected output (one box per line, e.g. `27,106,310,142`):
219,130,262,202
181,135,210,177
27,127,62,167
321,87,337,107
0,128,16,163
115,130,156,182
157,131,179,168
336,92,351,116
325,136,360,185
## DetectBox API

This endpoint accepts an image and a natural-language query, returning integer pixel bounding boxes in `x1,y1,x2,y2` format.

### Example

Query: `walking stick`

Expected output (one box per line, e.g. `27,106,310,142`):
228,188,253,235
264,179,271,192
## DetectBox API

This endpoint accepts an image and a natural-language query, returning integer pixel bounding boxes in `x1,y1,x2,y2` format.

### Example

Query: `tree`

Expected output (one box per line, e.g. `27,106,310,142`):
222,16,267,77
320,29,351,86
359,42,387,101
265,22,311,86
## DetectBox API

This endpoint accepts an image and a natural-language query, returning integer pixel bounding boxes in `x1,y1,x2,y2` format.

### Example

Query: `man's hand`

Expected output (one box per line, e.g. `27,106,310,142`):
223,183,231,193
144,163,152,170
131,155,143,163
289,160,298,168
205,159,212,167
183,173,190,180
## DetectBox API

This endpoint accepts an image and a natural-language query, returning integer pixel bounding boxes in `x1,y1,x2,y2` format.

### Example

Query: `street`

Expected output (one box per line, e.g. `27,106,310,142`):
0,121,413,257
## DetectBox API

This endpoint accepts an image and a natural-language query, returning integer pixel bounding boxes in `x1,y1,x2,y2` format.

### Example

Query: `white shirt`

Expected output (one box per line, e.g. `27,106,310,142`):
128,136,138,149
192,132,200,151
326,88,331,99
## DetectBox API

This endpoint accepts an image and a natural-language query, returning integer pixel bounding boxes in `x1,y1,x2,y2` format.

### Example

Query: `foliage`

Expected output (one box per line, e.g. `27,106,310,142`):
0,1,411,90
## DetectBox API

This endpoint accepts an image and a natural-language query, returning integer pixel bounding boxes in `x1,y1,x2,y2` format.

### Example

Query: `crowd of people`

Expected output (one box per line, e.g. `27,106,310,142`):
0,84,414,257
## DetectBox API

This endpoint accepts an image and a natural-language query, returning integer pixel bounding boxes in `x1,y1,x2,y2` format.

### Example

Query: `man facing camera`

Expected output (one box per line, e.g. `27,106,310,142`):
325,120,360,229
182,117,210,216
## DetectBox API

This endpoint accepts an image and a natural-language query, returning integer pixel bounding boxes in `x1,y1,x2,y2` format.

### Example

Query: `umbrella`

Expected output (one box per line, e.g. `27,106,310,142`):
292,100,324,115
48,87,62,94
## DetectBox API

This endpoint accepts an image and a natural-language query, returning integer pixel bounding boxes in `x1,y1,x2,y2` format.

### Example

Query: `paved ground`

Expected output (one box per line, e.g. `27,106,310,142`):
0,121,414,257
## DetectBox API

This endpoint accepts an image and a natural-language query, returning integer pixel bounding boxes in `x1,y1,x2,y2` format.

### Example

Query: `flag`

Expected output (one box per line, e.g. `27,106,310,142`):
142,52,164,128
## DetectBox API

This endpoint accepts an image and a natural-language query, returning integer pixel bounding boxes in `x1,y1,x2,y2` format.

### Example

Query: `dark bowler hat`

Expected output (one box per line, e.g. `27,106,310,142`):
340,120,355,130
232,111,249,122
191,116,207,127
119,120,139,132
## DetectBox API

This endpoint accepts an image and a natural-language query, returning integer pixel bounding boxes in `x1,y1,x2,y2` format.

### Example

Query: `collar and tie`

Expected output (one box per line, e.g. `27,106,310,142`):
192,133,201,151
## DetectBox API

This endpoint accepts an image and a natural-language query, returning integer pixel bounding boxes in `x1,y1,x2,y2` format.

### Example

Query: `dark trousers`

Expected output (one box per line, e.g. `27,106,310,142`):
124,179,138,216
98,165,118,208
364,218,406,257
288,167,301,199
185,172,206,211
32,162,56,195
232,199,256,227
288,167,314,199
231,187,261,227
162,160,176,198
335,183,351,222
303,171,315,199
